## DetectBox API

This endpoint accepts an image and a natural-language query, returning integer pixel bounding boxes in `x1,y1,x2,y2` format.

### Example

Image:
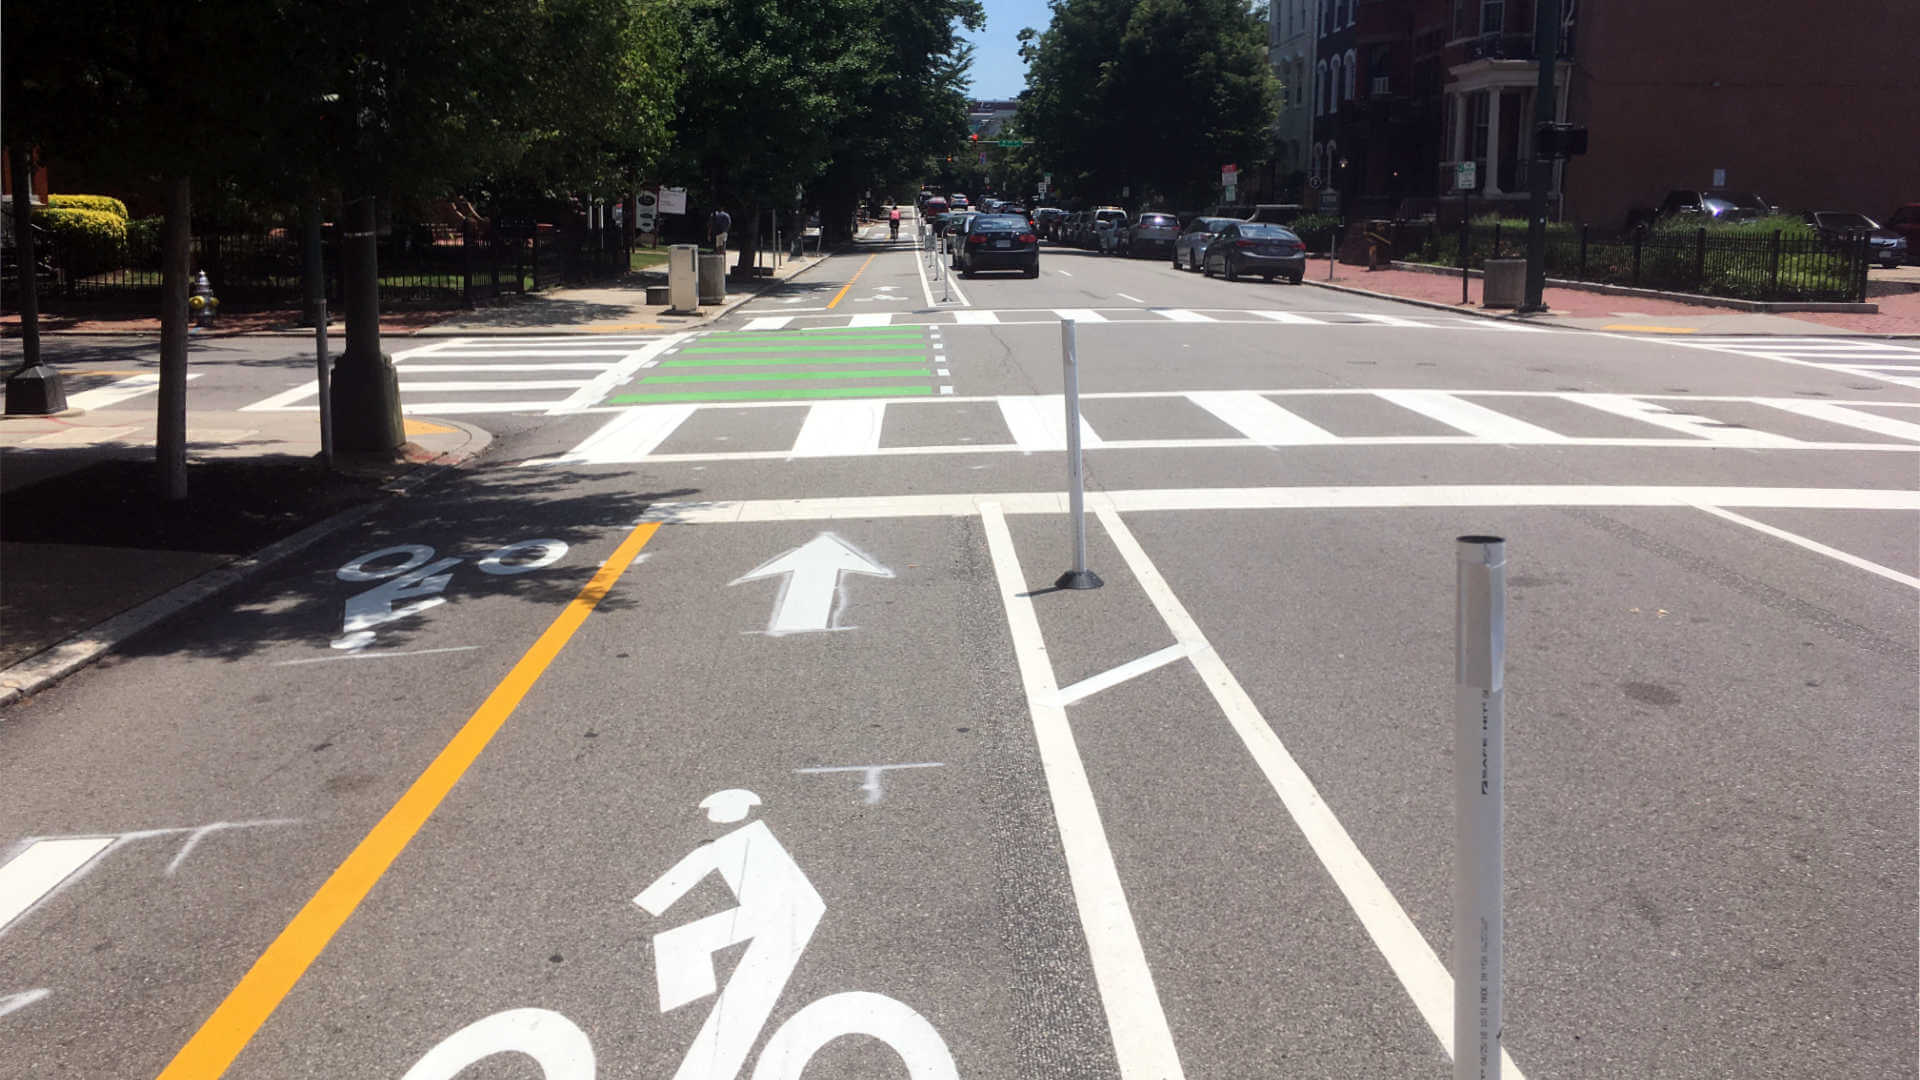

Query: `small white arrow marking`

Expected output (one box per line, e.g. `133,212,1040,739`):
730,533,893,635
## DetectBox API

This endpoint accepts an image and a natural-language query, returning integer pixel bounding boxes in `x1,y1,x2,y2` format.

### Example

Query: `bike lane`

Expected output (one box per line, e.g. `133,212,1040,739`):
166,513,1121,1078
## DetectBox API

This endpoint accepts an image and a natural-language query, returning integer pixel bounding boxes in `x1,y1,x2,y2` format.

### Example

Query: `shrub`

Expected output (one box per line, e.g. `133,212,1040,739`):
1652,213,1812,240
1289,213,1342,235
46,194,130,221
37,207,128,248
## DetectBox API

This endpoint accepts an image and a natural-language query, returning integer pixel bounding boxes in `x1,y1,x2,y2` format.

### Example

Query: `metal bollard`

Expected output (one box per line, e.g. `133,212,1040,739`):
315,298,334,468
1454,535,1506,1080
1054,319,1102,590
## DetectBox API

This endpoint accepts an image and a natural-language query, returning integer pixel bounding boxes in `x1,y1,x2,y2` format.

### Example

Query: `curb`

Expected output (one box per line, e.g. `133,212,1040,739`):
1303,275,1920,339
0,418,492,714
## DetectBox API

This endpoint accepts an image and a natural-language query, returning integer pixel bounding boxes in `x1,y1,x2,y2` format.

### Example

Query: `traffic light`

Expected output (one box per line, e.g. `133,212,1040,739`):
969,133,978,142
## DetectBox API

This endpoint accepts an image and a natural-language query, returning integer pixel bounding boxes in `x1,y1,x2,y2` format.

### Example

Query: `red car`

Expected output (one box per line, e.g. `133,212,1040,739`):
1886,204,1920,264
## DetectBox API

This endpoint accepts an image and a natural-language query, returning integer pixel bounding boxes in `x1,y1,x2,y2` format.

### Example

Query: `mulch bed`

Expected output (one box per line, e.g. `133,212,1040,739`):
1,456,411,554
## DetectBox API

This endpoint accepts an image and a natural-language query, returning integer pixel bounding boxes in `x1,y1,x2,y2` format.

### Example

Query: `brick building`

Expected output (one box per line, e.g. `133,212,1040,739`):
1303,0,1919,231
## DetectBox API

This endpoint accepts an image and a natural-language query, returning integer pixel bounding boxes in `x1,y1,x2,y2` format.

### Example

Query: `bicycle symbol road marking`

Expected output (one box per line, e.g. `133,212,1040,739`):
402,790,957,1080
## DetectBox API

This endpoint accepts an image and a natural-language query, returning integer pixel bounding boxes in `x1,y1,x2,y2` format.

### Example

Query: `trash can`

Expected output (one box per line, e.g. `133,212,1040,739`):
1482,258,1525,309
697,253,727,305
667,245,699,314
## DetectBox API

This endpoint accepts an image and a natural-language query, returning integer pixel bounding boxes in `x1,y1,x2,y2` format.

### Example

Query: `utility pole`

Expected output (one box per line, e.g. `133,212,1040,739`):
1521,0,1560,312
4,143,65,415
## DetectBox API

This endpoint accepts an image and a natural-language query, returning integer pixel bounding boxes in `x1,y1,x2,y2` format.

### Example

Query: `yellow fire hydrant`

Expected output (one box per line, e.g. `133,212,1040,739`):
187,270,219,327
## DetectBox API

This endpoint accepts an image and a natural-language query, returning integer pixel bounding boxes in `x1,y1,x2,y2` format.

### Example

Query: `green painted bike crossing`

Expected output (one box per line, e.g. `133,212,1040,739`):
610,328,946,404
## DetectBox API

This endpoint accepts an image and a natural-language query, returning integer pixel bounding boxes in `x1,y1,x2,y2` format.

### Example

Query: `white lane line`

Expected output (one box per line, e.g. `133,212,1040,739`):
1562,392,1803,447
65,373,200,411
998,395,1106,452
0,836,114,933
0,988,51,1019
1092,506,1526,1075
541,403,698,464
1248,310,1327,324
272,645,485,667
952,309,1001,325
441,336,660,346
400,401,560,414
1186,391,1338,444
1760,400,1920,443
429,349,630,358
1344,312,1429,327
1055,269,1074,277
1153,309,1213,323
1054,308,1107,322
1374,390,1569,443
1115,293,1144,303
790,401,886,457
639,485,1920,523
548,333,689,414
402,363,615,373
1693,505,1920,589
744,316,795,331
978,503,1187,1080
400,379,587,392
1053,643,1195,706
849,313,894,328
23,425,140,447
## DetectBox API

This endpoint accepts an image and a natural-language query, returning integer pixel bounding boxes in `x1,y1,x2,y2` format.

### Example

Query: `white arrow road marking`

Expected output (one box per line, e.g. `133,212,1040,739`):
730,534,893,635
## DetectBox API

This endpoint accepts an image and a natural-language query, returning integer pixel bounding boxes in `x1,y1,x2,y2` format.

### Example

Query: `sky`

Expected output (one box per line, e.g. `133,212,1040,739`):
960,0,1052,100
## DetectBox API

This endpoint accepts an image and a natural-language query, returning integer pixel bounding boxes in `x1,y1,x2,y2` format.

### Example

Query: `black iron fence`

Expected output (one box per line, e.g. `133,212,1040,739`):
2,220,633,312
1394,221,1869,303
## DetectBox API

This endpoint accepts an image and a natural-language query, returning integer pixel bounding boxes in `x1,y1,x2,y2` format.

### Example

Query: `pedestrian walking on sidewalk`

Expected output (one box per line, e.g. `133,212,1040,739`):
709,207,732,254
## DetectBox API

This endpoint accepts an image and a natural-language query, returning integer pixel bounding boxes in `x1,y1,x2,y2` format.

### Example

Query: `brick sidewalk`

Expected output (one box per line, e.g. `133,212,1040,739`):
1307,258,1920,336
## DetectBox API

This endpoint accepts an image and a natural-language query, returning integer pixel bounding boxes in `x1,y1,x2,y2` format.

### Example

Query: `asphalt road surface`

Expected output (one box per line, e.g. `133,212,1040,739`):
4,212,1917,1079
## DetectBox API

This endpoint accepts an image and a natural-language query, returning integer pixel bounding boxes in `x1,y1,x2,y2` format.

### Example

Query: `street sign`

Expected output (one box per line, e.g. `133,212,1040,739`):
1308,176,1324,190
658,187,688,215
1453,161,1477,192
1221,164,1238,187
995,139,1026,148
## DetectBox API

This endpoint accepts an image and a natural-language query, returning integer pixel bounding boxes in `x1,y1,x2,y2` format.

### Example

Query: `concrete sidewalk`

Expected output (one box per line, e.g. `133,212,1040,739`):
1304,257,1920,337
0,406,489,707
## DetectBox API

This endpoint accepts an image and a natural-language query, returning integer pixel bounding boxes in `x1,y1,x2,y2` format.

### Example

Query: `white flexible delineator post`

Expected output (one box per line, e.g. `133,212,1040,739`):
1054,320,1101,590
1454,535,1506,1080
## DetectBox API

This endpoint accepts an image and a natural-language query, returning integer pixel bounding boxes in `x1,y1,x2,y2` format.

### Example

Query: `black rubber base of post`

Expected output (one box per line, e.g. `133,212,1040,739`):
1054,569,1104,590
5,363,69,415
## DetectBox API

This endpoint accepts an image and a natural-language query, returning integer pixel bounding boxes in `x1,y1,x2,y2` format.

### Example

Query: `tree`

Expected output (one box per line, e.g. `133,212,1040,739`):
1017,0,1278,210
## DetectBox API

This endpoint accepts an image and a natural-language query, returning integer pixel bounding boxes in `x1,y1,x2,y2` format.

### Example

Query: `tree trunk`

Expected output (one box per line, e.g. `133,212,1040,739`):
330,192,403,453
9,144,40,372
157,175,191,501
735,202,761,276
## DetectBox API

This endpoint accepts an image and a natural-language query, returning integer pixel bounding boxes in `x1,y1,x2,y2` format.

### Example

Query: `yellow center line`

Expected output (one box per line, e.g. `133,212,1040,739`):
825,253,878,309
155,520,663,1080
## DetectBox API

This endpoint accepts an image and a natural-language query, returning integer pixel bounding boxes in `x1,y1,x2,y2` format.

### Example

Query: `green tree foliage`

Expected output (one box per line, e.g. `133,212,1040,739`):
1016,0,1278,209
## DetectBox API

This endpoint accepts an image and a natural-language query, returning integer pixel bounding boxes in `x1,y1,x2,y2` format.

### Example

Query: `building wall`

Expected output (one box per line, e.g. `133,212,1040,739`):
1566,0,1920,230
1270,0,1317,185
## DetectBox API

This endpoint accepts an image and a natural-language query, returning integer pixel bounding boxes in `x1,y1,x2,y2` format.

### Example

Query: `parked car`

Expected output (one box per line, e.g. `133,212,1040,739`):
1886,204,1920,261
1059,211,1087,246
1200,222,1307,283
1121,211,1180,257
1656,188,1774,223
954,213,1040,277
1092,208,1129,253
1033,207,1066,239
1174,216,1246,271
1803,210,1909,268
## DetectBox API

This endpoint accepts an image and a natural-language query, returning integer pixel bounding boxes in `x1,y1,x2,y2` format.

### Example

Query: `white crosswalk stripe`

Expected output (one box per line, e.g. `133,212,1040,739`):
242,335,668,414
1248,310,1328,324
952,310,1001,325
1053,308,1109,323
744,316,795,331
525,390,1920,466
721,307,1562,330
1672,336,1920,390
848,313,894,327
1152,308,1214,323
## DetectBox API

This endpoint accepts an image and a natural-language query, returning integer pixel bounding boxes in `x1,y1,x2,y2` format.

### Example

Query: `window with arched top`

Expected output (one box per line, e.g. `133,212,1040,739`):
1328,54,1341,111
1345,48,1357,99
1316,60,1328,114
1311,143,1323,182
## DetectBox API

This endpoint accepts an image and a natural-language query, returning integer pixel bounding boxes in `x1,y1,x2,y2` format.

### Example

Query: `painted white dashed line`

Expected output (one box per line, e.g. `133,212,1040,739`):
1116,293,1144,303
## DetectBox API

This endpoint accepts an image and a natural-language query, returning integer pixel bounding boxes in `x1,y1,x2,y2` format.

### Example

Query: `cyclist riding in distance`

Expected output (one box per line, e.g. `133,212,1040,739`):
888,205,901,240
